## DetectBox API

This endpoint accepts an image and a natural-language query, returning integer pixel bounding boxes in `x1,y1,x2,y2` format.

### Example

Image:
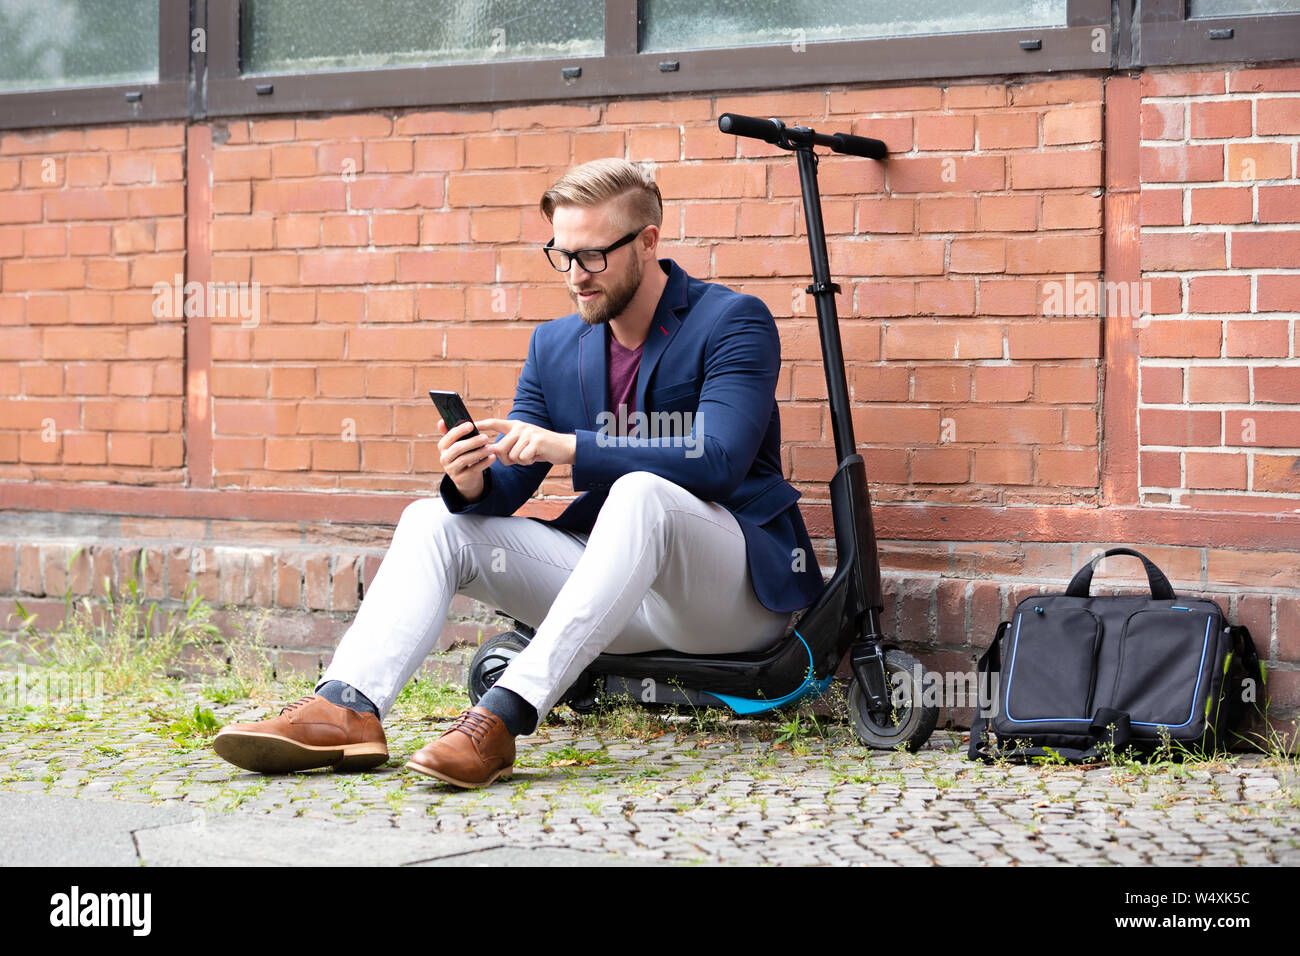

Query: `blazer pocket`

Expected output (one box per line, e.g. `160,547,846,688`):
652,381,699,412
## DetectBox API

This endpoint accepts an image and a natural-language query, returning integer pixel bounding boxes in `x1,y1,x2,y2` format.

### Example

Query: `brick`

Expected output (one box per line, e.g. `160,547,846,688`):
883,323,1002,360
1190,100,1252,139
1257,97,1300,135
1227,143,1292,182
1140,188,1183,226
1043,106,1102,145
1140,232,1226,271
252,180,347,213
979,195,1037,232
312,440,360,472
917,198,975,233
1188,275,1251,313
973,448,1032,484
1139,319,1222,358
213,182,252,214
1005,235,1102,274
319,214,368,247
1142,70,1226,97
1187,366,1249,403
1140,144,1223,183
1255,455,1300,494
1140,408,1221,446
1228,66,1300,93
1224,320,1289,357
1007,322,1102,359
1042,194,1101,230
1036,448,1099,487
916,114,974,151
1232,231,1300,269
128,186,184,217
1225,409,1300,447
976,112,1038,149
1185,452,1247,489
1254,367,1300,404
493,104,602,130
1141,102,1184,140
1144,361,1185,400
1037,365,1097,404
270,144,316,178
1140,450,1181,487
1258,185,1300,224
950,406,1062,443
299,251,395,285
1258,274,1300,312
889,155,1004,193
213,148,272,181
364,140,414,173
1189,186,1252,224
573,130,625,164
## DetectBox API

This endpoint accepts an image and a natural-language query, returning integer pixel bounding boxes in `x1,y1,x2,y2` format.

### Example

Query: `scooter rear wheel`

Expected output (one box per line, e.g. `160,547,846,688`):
847,648,938,751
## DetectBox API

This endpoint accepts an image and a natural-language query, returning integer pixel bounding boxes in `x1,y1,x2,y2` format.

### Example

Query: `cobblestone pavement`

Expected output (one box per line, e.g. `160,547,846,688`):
3,672,1299,866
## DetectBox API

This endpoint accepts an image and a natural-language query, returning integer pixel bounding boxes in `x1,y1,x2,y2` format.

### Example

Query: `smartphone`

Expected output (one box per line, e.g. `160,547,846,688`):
429,390,480,437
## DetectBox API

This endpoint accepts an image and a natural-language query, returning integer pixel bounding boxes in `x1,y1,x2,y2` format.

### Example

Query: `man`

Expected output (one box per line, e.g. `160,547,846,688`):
212,158,825,787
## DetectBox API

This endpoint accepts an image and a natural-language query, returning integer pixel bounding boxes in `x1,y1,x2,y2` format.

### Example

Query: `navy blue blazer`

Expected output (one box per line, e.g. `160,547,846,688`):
439,258,826,614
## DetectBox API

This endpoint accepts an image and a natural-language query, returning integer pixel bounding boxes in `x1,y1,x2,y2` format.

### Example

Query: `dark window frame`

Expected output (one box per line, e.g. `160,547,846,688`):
202,0,1114,118
2,1,1298,130
0,1,189,130
1134,0,1300,67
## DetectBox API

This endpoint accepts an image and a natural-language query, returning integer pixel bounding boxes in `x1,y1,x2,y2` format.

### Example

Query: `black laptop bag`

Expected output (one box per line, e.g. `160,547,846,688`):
968,548,1265,763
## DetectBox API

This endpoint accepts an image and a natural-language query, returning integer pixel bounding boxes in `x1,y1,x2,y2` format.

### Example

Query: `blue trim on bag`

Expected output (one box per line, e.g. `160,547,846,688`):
1130,614,1211,729
1004,612,1092,723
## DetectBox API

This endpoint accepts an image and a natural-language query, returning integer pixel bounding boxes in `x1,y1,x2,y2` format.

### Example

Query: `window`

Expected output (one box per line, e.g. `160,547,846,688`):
641,0,1070,51
240,0,604,73
203,0,1112,118
0,0,188,128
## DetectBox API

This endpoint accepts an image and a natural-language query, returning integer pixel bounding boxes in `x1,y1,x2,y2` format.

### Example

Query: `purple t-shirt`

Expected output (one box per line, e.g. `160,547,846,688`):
608,329,643,437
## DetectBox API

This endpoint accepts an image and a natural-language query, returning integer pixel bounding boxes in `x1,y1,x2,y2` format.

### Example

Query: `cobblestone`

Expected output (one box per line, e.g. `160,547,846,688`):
3,678,1299,865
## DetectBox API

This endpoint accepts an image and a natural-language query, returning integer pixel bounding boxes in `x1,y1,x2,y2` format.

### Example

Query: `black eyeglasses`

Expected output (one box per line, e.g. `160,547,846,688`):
543,227,645,273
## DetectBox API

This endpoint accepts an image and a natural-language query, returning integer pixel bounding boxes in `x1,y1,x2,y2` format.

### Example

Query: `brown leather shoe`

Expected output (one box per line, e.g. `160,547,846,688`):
213,694,388,773
406,706,515,788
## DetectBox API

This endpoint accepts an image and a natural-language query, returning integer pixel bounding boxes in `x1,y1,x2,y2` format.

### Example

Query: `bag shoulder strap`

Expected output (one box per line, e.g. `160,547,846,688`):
968,620,1009,761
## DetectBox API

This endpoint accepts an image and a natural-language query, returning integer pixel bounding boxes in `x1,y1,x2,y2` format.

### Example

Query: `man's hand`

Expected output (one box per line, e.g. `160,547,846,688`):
477,418,576,467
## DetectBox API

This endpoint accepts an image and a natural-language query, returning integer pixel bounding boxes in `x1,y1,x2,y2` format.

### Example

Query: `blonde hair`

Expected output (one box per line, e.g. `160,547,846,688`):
539,158,663,234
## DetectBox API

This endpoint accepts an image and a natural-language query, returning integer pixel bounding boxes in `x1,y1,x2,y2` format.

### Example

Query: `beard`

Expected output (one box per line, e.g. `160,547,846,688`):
571,253,642,325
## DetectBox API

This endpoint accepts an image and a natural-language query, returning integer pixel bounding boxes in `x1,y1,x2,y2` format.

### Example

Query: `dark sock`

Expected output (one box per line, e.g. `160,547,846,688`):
477,685,536,737
317,680,379,718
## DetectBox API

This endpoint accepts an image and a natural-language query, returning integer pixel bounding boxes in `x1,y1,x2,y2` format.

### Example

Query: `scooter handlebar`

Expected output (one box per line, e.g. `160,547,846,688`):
717,112,785,145
718,112,887,160
828,131,887,161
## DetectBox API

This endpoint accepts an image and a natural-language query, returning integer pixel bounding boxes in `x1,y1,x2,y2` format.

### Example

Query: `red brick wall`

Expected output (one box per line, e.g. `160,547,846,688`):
1138,67,1300,510
1,63,1297,737
198,81,1107,501
1,125,187,482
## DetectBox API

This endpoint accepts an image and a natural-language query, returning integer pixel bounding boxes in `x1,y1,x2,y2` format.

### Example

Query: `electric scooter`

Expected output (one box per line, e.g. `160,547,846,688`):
464,114,939,750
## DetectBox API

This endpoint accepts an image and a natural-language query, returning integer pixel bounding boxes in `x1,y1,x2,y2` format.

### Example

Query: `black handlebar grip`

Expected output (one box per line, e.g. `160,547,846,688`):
829,132,887,160
718,112,784,145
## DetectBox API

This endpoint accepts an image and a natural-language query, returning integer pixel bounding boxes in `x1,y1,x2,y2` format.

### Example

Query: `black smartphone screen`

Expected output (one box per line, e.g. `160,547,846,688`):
429,390,480,436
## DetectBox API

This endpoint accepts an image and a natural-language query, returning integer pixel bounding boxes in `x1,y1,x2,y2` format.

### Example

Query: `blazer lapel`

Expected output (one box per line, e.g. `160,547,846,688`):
578,322,607,432
634,259,689,420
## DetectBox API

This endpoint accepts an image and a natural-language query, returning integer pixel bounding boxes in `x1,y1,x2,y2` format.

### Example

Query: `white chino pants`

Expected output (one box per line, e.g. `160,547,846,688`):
316,470,794,735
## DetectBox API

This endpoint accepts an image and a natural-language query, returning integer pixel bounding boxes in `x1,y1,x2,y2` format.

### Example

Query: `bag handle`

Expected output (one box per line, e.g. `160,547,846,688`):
1064,548,1175,601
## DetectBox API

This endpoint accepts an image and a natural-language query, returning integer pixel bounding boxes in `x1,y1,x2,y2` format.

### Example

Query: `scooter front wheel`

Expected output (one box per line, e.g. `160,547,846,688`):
847,648,938,751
